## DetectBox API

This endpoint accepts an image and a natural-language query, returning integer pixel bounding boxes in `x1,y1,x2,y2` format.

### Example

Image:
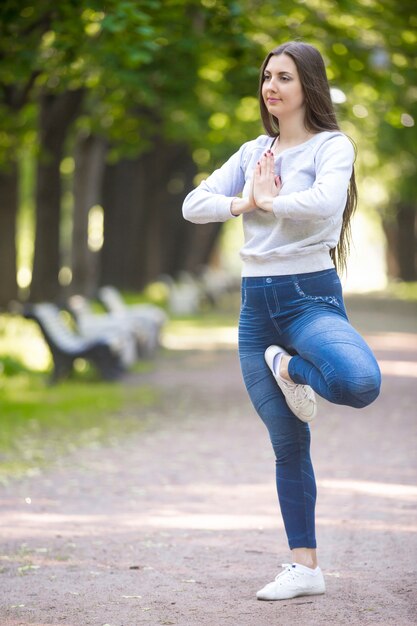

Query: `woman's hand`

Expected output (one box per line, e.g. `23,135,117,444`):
230,177,257,216
253,150,281,212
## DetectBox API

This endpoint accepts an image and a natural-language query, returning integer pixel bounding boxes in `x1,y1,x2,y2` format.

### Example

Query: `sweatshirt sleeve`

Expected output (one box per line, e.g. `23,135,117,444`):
272,135,355,221
182,143,247,224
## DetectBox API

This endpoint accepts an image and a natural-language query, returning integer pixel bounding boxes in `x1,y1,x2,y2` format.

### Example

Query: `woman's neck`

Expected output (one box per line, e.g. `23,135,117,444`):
278,125,314,144
272,108,314,148
274,115,314,150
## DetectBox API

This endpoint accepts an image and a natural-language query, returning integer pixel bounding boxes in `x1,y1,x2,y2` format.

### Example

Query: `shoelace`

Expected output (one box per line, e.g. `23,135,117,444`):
283,382,313,410
275,563,297,581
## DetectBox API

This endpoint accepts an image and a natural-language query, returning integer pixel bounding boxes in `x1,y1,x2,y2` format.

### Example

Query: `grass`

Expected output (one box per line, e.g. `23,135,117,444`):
384,281,417,301
0,367,157,481
0,313,158,481
0,298,240,481
1,276,413,481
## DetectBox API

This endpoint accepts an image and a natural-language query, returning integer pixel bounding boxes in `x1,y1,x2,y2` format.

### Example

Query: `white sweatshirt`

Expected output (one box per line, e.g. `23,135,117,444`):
182,131,355,276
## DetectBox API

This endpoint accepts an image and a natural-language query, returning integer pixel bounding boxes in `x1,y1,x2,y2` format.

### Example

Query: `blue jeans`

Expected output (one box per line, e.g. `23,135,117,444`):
238,269,381,549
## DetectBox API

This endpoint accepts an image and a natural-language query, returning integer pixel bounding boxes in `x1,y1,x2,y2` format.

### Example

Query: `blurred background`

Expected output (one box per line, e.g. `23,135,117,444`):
0,0,416,308
1,7,416,619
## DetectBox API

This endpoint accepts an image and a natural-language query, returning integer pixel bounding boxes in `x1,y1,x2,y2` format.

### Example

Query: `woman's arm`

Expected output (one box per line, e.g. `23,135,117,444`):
253,135,355,220
269,135,355,221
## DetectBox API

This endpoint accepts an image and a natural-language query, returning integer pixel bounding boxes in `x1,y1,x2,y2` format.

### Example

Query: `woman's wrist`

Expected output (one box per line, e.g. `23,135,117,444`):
256,196,274,212
230,197,255,216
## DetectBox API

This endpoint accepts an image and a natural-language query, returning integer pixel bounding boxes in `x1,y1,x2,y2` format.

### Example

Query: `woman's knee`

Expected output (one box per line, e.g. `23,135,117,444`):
270,426,311,464
341,365,381,408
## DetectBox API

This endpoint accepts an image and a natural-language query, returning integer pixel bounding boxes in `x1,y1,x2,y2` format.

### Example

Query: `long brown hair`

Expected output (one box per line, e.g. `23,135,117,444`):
259,41,357,274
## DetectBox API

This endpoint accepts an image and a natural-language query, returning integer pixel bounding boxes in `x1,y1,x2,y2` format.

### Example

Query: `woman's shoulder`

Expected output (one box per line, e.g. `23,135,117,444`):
314,130,354,149
241,134,273,151
239,134,273,167
313,130,355,159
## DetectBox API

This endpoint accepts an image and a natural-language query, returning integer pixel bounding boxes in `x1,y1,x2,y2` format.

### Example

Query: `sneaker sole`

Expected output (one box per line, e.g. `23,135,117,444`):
257,587,325,601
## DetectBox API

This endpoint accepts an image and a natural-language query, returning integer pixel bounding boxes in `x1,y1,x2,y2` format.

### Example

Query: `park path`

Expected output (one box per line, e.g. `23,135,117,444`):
1,299,416,626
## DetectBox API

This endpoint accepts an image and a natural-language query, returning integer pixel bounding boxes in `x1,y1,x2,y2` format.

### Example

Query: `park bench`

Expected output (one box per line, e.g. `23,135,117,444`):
158,269,239,313
199,266,240,307
24,303,126,382
98,286,167,357
67,295,137,368
157,273,202,315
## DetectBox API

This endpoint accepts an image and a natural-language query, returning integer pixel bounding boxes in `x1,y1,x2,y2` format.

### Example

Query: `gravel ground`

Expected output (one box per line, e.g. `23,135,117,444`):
0,301,416,626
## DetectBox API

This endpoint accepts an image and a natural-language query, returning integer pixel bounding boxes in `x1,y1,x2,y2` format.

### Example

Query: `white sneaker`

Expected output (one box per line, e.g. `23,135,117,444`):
264,345,317,422
257,563,326,601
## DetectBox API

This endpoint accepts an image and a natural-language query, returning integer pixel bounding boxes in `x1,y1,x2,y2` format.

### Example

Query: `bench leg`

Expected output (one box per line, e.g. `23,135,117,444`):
50,353,74,383
90,345,125,381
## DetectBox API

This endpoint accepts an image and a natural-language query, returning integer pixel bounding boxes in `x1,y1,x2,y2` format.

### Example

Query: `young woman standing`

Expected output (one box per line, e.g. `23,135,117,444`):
182,41,381,601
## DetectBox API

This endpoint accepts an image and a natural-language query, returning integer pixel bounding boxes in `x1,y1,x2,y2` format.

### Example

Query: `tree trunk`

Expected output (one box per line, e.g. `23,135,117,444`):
71,133,106,297
0,78,41,310
382,219,399,280
100,137,225,291
144,140,197,280
396,203,417,281
0,165,18,308
183,222,223,273
100,139,188,290
100,155,150,290
164,145,223,276
382,207,417,282
30,89,84,302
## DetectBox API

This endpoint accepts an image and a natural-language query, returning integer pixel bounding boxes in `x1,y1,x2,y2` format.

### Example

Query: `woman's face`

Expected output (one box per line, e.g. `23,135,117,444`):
262,53,305,119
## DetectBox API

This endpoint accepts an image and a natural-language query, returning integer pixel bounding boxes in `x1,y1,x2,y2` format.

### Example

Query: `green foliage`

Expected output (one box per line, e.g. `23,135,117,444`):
1,0,415,175
0,0,416,289
0,355,30,377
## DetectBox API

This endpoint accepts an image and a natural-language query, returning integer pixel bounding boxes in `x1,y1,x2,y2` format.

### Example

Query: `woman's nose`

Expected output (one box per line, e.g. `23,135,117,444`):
267,78,278,91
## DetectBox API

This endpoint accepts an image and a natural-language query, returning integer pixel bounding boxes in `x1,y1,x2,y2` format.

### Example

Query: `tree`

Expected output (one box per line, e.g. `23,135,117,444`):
1,0,416,309
96,2,259,288
0,0,166,302
71,132,106,296
0,1,51,307
30,88,84,301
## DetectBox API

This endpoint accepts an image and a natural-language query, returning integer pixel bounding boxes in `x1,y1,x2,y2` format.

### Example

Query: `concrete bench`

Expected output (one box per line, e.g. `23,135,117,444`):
67,295,137,368
24,303,126,382
98,286,167,357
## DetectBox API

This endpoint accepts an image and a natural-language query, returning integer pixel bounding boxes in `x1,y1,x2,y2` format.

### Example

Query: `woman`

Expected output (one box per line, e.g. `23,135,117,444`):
182,41,381,601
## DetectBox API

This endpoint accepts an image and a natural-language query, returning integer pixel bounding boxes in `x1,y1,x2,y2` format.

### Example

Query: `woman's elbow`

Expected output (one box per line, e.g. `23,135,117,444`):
182,201,192,222
182,192,196,222
182,202,198,223
182,199,205,224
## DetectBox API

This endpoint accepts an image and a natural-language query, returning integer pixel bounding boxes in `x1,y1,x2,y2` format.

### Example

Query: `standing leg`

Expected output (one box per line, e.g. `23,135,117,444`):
240,349,317,550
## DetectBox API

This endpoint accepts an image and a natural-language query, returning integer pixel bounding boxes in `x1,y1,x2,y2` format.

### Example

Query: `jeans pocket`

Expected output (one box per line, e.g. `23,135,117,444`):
292,271,343,308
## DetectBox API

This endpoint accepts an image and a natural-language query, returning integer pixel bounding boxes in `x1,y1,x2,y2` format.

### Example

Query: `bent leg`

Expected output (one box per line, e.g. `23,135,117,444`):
286,314,381,408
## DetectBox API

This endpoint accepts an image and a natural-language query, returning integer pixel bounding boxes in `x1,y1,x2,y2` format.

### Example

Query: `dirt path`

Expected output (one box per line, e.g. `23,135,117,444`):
1,303,416,626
